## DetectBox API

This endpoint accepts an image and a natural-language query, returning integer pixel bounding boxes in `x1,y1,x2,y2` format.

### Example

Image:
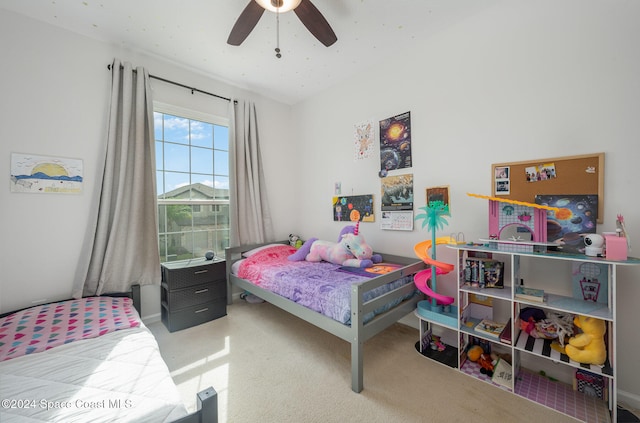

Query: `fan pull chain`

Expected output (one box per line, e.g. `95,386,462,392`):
275,7,282,58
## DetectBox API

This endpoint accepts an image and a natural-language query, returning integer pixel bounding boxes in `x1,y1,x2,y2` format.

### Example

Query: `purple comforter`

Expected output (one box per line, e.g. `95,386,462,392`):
237,245,415,325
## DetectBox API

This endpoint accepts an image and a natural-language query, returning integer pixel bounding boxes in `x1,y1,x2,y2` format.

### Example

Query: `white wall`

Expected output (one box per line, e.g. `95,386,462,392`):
289,0,640,407
0,10,294,318
1,0,639,408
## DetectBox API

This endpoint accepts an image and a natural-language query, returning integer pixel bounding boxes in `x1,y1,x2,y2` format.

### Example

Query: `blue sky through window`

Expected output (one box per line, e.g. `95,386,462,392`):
154,112,229,197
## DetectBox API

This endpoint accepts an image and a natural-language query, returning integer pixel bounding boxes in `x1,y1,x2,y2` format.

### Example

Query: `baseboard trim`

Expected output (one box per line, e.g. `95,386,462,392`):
619,389,640,411
142,312,161,325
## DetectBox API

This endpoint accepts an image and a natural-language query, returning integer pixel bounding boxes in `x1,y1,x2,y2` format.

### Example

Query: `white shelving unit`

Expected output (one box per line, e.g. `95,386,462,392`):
414,244,640,423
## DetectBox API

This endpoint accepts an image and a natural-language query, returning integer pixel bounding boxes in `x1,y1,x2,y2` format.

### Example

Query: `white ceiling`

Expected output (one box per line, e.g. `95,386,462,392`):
1,0,500,105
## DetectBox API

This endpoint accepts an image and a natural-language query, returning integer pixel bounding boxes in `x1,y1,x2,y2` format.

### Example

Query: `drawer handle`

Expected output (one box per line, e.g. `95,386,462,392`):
194,289,209,294
194,270,209,274
195,308,209,313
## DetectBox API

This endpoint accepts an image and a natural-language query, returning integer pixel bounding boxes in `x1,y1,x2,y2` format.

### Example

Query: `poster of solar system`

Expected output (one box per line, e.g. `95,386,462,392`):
534,194,598,253
379,111,412,171
332,194,375,222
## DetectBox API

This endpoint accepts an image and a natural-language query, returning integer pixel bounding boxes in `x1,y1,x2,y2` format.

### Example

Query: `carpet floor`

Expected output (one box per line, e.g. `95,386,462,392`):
149,299,630,423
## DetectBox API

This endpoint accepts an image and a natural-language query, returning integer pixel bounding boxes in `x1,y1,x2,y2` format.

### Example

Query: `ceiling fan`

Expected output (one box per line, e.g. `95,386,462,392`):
227,0,337,48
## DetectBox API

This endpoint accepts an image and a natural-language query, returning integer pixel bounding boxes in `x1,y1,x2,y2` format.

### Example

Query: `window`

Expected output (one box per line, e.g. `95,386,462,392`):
154,105,230,262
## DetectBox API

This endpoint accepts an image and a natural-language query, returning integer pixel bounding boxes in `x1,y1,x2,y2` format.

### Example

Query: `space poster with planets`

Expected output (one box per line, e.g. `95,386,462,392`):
379,112,412,171
534,194,598,253
332,194,375,222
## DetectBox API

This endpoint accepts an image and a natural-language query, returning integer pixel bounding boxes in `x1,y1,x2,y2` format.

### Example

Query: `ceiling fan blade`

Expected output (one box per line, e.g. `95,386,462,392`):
227,1,265,46
294,0,337,47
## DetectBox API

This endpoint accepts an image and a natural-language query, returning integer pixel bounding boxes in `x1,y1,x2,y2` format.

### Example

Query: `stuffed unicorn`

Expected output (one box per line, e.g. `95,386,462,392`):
288,222,382,268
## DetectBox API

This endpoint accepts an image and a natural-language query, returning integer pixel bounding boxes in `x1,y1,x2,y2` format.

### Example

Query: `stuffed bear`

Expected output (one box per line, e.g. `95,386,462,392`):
288,222,382,268
564,315,607,366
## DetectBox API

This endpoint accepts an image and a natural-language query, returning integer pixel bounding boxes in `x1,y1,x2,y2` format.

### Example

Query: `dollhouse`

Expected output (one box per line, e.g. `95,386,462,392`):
468,193,559,252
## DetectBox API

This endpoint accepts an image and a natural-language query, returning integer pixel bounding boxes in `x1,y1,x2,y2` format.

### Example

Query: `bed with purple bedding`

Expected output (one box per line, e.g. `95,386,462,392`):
226,242,425,393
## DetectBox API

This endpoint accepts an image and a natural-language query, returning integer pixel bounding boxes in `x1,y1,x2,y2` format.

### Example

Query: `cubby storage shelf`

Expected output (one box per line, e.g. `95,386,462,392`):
460,359,509,391
514,331,613,377
414,340,458,369
514,293,613,321
460,284,512,301
515,369,610,423
412,244,640,423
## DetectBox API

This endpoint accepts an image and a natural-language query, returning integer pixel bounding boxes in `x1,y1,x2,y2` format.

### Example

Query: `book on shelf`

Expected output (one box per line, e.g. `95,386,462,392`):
464,257,504,288
515,285,545,303
491,358,513,388
474,319,507,339
499,318,512,345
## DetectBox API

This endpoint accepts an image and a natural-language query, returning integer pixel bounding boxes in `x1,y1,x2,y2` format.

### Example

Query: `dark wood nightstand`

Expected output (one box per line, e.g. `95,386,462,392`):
161,257,226,332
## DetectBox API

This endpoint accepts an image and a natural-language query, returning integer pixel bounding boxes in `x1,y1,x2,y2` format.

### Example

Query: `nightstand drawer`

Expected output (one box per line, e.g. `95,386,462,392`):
162,259,225,289
165,281,224,310
160,258,227,332
161,300,226,333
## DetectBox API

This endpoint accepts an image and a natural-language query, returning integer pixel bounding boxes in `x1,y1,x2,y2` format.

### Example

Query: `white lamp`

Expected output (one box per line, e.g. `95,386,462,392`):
255,0,302,13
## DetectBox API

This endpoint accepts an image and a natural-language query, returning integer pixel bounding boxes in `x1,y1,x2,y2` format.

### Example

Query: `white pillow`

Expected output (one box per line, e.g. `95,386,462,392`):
231,259,244,275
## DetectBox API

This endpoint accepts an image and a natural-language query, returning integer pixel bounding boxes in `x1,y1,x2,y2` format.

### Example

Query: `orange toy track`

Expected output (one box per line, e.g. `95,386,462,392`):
413,237,455,306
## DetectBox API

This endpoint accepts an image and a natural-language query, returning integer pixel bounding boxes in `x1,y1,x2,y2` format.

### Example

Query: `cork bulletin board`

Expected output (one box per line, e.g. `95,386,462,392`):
491,153,604,223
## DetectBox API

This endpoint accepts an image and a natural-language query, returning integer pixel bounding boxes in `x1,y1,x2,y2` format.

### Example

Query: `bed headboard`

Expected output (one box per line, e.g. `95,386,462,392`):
0,284,142,318
102,284,142,315
225,241,289,304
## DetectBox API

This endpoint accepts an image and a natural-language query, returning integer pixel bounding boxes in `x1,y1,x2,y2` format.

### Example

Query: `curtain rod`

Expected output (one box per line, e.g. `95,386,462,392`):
107,63,235,104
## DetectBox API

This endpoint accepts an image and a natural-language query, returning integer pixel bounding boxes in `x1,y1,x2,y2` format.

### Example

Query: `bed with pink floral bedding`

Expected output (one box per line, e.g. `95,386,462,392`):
226,241,425,393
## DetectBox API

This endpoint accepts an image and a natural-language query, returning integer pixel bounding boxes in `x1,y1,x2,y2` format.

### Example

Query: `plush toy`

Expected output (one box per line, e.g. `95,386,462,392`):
520,307,573,347
288,234,303,249
564,315,607,366
467,345,484,362
288,222,382,268
477,353,495,376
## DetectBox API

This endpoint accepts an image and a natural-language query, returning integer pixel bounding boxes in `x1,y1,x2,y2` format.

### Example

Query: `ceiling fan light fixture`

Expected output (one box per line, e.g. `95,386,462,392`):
228,0,336,48
255,0,302,13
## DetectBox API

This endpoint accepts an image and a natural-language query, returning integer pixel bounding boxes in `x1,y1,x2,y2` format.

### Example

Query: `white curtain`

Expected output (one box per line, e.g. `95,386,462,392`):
72,59,160,297
229,100,274,246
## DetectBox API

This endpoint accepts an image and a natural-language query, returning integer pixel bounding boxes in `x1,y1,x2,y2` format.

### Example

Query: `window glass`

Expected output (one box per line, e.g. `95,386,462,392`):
155,107,230,262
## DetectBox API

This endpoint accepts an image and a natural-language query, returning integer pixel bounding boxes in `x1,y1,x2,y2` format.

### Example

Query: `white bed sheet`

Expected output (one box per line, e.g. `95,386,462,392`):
0,323,188,423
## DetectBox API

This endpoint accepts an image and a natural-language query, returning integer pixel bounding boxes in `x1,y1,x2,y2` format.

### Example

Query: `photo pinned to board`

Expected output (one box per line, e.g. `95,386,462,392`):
525,162,556,183
494,165,510,195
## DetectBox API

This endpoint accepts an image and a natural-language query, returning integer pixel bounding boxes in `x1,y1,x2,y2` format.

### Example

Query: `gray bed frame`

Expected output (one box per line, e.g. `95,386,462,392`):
0,286,219,423
225,241,425,393
126,285,218,423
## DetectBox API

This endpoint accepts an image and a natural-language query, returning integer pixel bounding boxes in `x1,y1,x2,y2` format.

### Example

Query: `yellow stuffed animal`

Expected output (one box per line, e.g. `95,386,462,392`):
564,315,607,365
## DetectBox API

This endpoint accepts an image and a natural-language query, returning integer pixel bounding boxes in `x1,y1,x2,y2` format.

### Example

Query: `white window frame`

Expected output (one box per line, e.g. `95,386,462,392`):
154,102,230,261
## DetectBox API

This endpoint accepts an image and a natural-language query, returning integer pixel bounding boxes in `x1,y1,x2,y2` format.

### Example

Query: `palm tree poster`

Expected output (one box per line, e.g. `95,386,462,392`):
10,153,83,194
